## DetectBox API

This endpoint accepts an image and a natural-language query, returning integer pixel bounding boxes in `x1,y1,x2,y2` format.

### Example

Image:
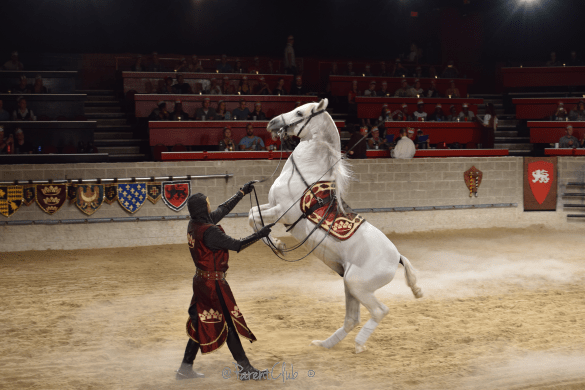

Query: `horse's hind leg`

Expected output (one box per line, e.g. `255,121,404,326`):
311,282,360,349
346,283,390,354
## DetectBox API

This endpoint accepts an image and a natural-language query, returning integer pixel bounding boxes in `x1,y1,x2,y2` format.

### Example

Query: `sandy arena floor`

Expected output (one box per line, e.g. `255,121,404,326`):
1,225,585,390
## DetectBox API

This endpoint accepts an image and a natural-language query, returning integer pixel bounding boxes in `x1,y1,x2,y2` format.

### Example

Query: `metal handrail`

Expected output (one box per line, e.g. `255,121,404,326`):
0,173,232,185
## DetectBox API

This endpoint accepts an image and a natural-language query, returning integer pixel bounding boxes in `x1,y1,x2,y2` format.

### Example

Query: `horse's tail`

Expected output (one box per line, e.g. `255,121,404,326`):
399,255,423,299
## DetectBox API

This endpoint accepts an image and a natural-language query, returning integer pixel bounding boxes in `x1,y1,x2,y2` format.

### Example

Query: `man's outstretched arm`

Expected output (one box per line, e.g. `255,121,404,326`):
209,181,256,224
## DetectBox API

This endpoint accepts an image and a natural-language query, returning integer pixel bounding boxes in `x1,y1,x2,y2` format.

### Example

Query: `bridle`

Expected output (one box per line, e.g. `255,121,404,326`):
280,107,327,137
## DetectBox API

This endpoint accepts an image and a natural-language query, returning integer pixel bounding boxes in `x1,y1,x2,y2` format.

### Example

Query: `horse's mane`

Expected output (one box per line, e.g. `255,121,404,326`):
304,109,352,214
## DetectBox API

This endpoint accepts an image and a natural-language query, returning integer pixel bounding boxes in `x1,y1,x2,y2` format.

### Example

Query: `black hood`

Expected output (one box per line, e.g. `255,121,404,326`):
188,193,212,223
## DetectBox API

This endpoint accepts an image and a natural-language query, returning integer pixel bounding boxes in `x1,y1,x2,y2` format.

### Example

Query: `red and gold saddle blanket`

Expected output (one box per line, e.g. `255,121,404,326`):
300,181,365,241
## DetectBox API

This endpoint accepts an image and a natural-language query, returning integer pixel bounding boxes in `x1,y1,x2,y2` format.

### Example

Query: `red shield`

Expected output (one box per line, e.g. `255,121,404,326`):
528,161,554,205
162,181,190,211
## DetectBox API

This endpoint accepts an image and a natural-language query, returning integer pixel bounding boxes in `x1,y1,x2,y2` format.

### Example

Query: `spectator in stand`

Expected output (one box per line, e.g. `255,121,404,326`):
216,55,233,73
13,128,33,154
378,81,392,97
379,61,389,77
391,128,416,159
569,100,585,121
273,78,287,95
290,75,309,95
364,64,373,76
238,123,265,150
345,126,367,159
412,66,424,78
3,52,24,70
559,125,580,148
172,74,192,94
156,79,166,94
428,66,438,79
426,80,440,98
232,99,250,120
413,100,427,121
553,102,569,121
391,103,412,121
546,51,561,67
148,101,170,121
415,129,430,150
189,55,205,72
176,58,189,72
409,79,424,97
237,76,252,95
221,76,236,95
445,80,461,98
170,100,190,121
441,60,459,79
348,80,359,121
407,43,420,63
267,60,275,74
254,77,272,95
13,97,34,121
330,62,339,76
14,75,31,94
284,35,297,75
477,103,498,131
345,62,356,76
249,102,266,120
0,100,10,121
234,59,245,74
429,104,446,122
209,78,222,95
378,104,391,122
367,127,388,150
264,132,282,151
218,127,236,151
458,103,476,121
32,75,48,94
394,79,410,97
131,55,145,71
248,57,262,74
391,59,408,77
0,126,6,154
195,97,216,120
163,77,175,94
364,81,377,97
447,105,458,121
567,51,582,66
148,52,166,72
215,100,231,120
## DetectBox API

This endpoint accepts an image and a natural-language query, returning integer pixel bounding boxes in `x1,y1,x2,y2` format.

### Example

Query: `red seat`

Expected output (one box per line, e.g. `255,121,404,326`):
152,144,167,161
42,145,59,154
466,142,477,149
172,144,188,152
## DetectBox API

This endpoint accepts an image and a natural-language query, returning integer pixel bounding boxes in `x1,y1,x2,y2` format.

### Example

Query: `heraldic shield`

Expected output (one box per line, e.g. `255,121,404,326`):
464,166,483,197
36,184,67,215
0,186,23,217
117,183,147,213
75,185,104,216
67,184,77,204
528,161,554,205
147,182,162,204
23,184,36,206
162,181,190,211
104,184,118,205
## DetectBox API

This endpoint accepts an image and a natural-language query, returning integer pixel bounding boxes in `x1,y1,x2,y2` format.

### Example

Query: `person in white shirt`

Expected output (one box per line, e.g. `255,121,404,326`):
408,79,424,98
3,51,24,70
391,128,416,159
412,100,427,121
479,103,498,130
364,81,377,96
458,103,476,121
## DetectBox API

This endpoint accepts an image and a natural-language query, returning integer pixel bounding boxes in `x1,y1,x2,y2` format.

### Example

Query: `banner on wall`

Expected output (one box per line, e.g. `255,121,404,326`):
524,157,557,211
162,181,190,211
75,185,104,216
0,186,23,217
104,184,118,205
117,183,147,213
36,184,67,215
23,185,36,206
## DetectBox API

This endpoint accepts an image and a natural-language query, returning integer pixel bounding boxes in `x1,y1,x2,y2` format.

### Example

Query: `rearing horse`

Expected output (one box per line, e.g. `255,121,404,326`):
248,98,423,354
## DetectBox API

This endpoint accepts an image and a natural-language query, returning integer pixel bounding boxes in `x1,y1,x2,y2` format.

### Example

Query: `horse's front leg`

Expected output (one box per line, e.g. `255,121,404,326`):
248,204,286,255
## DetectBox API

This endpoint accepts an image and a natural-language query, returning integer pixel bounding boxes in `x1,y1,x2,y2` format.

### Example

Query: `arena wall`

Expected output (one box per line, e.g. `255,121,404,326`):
1,157,584,252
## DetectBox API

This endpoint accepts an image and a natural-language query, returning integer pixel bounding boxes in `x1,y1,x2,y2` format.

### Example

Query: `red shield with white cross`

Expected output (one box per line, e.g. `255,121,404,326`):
528,161,554,205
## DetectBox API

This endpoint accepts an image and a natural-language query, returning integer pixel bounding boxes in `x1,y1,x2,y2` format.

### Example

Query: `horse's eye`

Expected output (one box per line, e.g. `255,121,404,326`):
297,111,302,117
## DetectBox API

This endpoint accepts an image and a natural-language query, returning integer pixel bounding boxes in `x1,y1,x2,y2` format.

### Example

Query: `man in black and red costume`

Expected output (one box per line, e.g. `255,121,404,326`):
176,181,273,381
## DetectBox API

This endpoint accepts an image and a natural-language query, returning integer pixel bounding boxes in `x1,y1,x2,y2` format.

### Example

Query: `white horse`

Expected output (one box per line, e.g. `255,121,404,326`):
248,99,423,354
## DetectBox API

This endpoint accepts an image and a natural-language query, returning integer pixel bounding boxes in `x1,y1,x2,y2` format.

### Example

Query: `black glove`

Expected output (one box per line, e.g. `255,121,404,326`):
257,223,275,238
237,223,275,252
240,181,256,195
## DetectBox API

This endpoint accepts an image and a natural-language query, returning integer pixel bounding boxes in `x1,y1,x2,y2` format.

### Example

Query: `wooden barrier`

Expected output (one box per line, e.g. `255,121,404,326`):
545,149,585,156
356,97,483,119
528,121,585,143
329,76,473,97
384,122,483,144
0,121,96,148
0,70,78,93
123,71,293,94
502,66,585,88
514,98,585,120
149,120,345,147
0,94,87,119
135,94,317,119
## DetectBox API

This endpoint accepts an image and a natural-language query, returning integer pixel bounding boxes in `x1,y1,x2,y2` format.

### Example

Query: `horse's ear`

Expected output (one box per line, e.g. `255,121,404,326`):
317,98,328,111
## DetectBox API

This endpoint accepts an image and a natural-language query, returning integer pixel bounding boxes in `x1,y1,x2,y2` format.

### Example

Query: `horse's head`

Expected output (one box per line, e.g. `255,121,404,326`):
267,98,328,140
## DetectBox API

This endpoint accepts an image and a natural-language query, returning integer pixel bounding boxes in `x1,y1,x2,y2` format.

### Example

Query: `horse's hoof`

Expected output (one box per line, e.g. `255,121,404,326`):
310,340,325,347
274,239,286,257
355,343,367,354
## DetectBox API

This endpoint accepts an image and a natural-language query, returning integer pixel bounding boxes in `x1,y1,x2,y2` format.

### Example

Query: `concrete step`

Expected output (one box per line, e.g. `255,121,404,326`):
107,154,148,162
85,106,122,114
94,139,146,147
76,90,115,95
496,130,519,137
498,119,519,127
94,118,128,127
85,100,121,107
94,131,135,140
86,95,117,102
95,124,133,131
97,146,141,155
495,137,530,142
494,143,533,151
86,112,126,119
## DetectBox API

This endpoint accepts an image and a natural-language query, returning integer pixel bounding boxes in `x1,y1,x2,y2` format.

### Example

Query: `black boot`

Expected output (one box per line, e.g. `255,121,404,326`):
176,339,205,380
235,357,268,381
